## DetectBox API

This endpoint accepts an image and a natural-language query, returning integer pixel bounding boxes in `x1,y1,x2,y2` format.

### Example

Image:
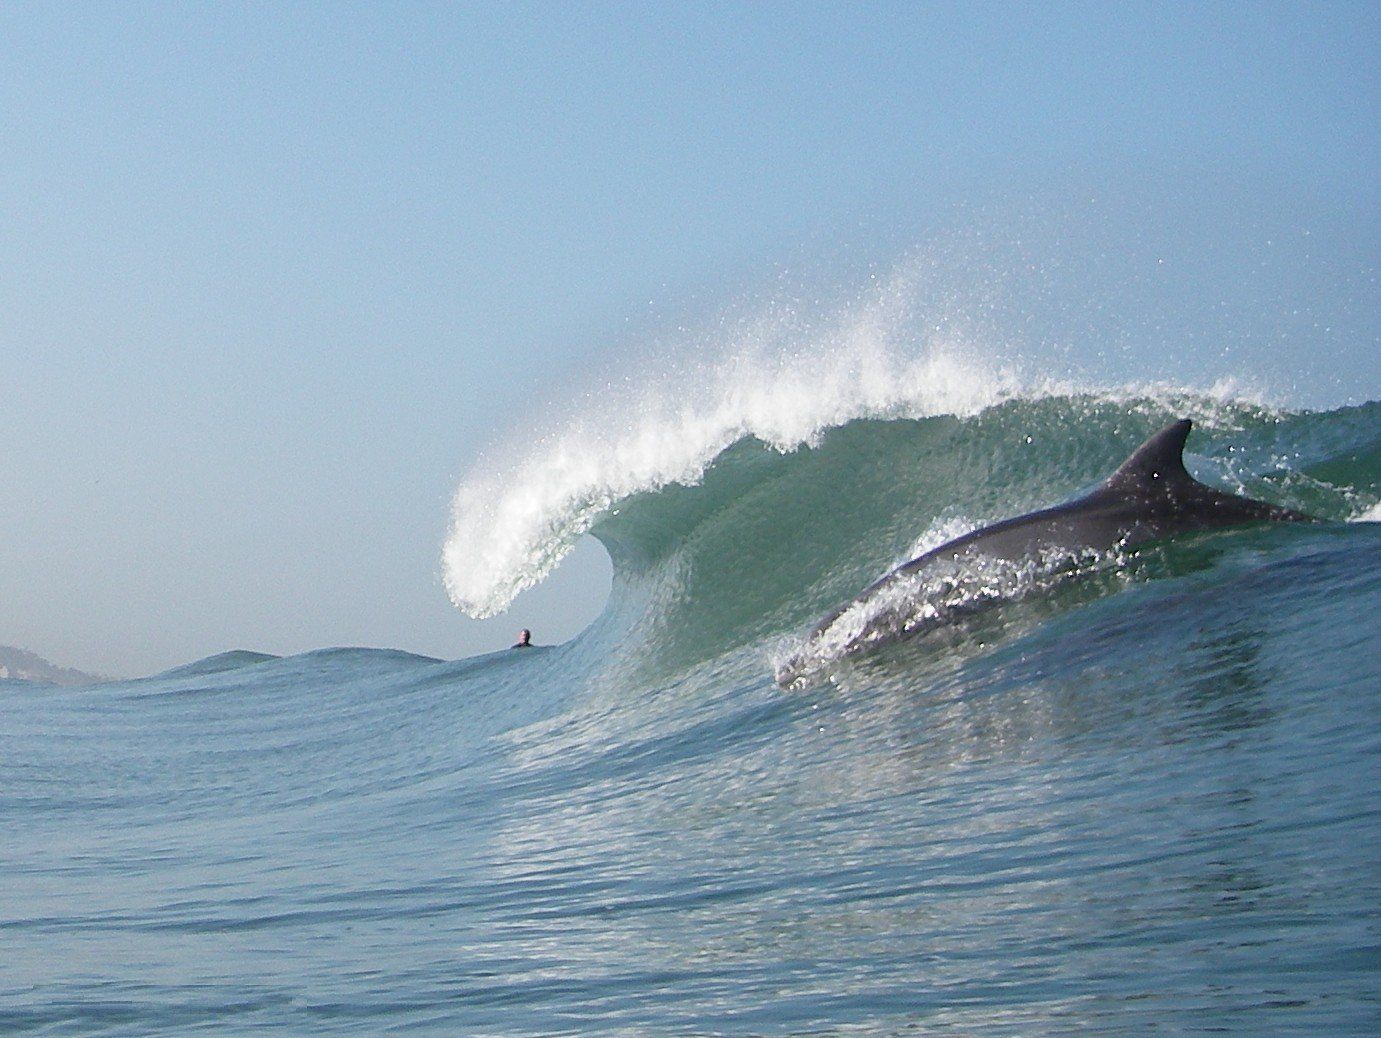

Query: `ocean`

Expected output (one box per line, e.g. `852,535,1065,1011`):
4,394,1379,1035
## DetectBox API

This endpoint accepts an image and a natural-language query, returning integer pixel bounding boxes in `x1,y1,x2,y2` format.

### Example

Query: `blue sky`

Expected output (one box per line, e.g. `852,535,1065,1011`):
1,2,1377,675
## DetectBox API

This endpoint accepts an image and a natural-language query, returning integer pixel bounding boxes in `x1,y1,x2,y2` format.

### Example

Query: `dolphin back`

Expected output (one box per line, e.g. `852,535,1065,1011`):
778,416,1315,685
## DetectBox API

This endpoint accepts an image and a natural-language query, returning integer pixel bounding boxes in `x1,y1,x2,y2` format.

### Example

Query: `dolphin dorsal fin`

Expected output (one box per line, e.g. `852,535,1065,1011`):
1104,418,1195,495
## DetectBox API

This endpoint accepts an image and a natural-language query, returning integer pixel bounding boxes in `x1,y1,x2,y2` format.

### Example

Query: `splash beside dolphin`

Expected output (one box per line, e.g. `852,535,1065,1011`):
778,418,1313,683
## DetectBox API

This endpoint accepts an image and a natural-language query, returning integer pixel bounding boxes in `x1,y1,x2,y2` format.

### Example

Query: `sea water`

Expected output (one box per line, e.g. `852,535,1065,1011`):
4,394,1379,1035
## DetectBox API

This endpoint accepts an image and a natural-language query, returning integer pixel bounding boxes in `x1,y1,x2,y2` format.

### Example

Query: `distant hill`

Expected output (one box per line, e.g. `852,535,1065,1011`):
0,645,106,686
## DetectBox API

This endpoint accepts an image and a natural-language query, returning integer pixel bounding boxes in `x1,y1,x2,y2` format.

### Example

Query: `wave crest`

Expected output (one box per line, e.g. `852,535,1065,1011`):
441,261,1324,625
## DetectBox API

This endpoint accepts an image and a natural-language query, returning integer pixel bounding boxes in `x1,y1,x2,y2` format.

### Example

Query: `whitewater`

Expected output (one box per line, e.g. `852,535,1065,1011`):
5,297,1380,1033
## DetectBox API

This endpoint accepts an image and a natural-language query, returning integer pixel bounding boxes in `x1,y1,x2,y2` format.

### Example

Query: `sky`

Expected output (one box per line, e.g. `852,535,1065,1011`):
1,2,1377,676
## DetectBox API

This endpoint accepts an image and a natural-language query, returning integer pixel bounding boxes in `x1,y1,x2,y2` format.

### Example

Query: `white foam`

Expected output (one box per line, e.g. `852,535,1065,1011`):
772,534,1137,685
1353,500,1381,523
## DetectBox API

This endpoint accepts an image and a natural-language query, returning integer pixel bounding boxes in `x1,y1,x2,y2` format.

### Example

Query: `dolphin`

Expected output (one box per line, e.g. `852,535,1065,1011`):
779,418,1313,682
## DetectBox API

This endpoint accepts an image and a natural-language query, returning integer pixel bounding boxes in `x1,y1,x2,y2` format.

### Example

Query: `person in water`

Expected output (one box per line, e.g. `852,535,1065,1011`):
513,629,533,649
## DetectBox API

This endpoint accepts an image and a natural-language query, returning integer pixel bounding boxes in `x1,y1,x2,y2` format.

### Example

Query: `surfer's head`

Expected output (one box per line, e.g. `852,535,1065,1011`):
515,629,532,648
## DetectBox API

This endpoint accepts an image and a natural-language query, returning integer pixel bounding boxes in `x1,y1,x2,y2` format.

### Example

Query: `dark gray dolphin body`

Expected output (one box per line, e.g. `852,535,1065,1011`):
782,418,1312,681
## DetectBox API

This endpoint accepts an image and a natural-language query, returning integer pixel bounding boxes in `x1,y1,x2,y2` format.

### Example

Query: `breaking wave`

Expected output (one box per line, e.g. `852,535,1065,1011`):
444,341,1378,681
